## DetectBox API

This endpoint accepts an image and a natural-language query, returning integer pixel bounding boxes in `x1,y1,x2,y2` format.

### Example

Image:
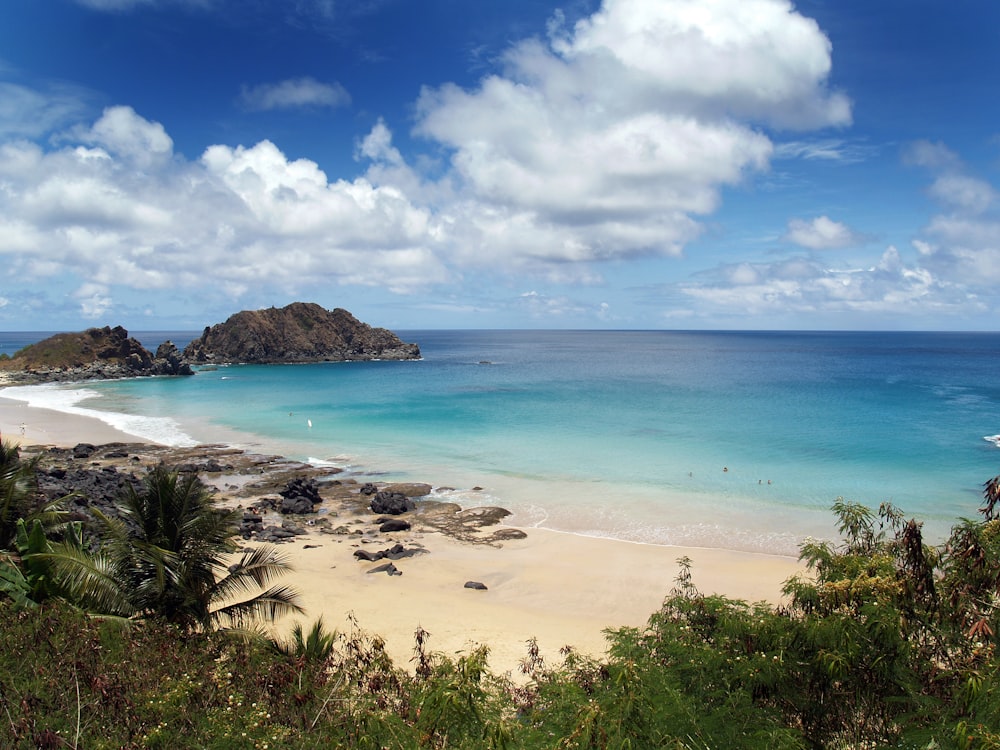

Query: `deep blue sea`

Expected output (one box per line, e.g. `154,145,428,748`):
4,330,1000,554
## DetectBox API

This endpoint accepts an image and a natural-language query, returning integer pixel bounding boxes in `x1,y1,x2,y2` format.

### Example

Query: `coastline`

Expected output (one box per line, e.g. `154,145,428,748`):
0,390,804,675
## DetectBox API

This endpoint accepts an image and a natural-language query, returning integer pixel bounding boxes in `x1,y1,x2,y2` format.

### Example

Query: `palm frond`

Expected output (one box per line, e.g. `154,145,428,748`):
32,546,136,618
209,584,304,629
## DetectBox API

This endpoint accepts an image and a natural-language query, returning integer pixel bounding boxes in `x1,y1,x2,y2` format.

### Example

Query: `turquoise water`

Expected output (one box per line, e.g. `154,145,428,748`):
4,330,1000,554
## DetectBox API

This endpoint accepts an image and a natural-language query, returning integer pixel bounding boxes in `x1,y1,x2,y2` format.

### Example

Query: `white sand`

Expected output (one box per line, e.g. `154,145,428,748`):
0,391,804,675
0,394,146,447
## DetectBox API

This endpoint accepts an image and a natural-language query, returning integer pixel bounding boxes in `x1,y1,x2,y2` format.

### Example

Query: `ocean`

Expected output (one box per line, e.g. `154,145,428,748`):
3,329,999,556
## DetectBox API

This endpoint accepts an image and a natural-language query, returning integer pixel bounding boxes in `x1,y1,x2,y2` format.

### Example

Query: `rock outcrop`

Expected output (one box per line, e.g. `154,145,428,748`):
0,326,193,383
182,302,420,364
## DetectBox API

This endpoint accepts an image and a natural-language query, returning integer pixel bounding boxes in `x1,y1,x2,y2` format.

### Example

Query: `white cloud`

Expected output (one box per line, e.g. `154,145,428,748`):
0,110,450,307
678,249,978,319
412,0,847,269
0,82,91,140
68,105,174,169
785,215,860,250
550,0,850,129
773,138,875,164
902,140,961,171
903,139,1000,288
1,0,858,321
927,175,995,215
73,282,113,319
240,77,351,111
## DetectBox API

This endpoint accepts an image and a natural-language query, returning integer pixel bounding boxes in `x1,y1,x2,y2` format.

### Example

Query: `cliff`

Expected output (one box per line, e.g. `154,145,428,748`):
182,303,420,364
0,326,193,383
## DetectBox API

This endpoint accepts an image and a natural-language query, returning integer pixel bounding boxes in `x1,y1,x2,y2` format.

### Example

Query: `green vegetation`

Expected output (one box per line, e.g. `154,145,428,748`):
41,465,304,630
0,331,95,368
1,436,999,748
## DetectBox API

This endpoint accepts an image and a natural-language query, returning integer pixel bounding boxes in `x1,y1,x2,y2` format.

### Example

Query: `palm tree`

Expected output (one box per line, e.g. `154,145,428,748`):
48,465,303,631
0,438,67,551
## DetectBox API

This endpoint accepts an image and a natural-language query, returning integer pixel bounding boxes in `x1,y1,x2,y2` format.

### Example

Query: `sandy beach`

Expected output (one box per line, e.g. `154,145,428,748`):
0,391,804,676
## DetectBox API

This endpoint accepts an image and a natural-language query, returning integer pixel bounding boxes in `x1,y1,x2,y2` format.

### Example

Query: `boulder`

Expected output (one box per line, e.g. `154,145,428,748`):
367,562,402,576
353,543,425,562
464,581,488,591
73,443,96,459
280,496,315,515
279,477,323,514
370,490,414,515
378,519,411,533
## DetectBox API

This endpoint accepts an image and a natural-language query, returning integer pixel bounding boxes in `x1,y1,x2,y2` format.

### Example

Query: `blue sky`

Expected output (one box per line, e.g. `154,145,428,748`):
2,0,999,331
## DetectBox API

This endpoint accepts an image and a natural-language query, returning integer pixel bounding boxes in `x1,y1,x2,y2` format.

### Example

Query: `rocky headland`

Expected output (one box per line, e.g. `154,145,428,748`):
0,325,191,384
183,302,421,364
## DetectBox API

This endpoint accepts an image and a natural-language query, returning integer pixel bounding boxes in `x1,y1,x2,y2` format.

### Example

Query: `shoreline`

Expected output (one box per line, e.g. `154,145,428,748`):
0,390,804,675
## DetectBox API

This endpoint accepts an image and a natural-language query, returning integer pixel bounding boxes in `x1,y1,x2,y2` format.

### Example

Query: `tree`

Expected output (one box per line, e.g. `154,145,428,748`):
48,465,303,631
0,438,67,551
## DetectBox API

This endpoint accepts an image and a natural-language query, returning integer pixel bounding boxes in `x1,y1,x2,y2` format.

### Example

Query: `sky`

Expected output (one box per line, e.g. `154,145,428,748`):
2,0,1000,332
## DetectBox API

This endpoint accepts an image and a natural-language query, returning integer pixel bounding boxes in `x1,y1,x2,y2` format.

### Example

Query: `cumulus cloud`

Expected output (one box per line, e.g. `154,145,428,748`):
0,108,449,308
1,0,858,320
240,77,351,111
411,0,848,269
72,105,174,168
785,215,860,250
550,0,850,129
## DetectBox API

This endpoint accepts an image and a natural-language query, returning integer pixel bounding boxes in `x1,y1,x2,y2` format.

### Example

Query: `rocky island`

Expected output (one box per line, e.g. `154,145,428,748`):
0,303,420,383
0,325,191,384
183,302,421,364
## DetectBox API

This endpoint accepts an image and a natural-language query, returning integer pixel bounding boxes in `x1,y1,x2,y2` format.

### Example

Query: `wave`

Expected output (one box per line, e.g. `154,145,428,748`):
1,383,198,447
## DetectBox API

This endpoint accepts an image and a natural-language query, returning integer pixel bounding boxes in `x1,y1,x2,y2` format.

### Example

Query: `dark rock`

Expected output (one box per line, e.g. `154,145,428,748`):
182,303,421,364
0,326,194,383
278,477,323,514
239,511,264,539
464,581,488,591
73,443,96,459
367,562,402,576
280,477,323,503
370,490,414,515
251,497,279,512
280,496,315,515
257,525,300,543
151,341,194,376
379,519,411,533
353,543,425,562
360,483,378,496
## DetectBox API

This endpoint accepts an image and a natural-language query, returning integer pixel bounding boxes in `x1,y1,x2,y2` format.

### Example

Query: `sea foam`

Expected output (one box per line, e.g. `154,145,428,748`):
1,383,198,447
